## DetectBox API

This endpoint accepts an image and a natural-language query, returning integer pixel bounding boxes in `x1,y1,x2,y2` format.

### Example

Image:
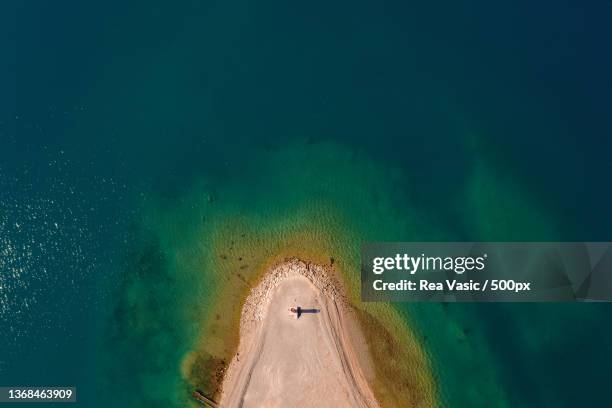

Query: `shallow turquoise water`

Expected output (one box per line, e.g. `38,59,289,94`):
4,1,612,407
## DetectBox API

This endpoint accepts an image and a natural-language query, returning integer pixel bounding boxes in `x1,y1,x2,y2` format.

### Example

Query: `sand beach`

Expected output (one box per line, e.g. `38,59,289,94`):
219,259,379,408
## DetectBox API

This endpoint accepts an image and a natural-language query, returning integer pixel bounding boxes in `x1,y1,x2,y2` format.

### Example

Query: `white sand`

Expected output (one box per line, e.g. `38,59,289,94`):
219,260,379,408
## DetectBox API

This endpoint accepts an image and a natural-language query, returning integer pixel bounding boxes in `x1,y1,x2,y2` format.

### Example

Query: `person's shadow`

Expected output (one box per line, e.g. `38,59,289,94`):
294,307,320,319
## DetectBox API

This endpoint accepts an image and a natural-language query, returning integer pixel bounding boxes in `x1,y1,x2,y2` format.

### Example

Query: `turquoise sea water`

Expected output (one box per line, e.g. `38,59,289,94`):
4,1,612,406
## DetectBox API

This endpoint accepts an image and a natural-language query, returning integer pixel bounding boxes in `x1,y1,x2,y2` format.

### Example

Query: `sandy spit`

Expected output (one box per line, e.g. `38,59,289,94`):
218,259,379,408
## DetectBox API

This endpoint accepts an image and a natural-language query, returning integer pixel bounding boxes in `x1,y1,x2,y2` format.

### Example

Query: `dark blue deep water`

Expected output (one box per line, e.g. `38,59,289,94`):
3,1,612,406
